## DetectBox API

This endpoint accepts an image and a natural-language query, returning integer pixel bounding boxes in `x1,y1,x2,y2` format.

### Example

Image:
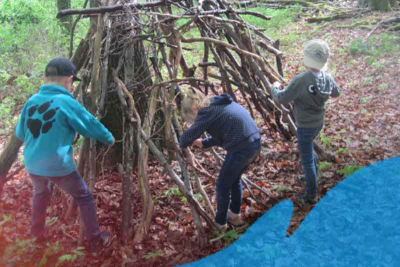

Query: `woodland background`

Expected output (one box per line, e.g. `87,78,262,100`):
0,0,400,266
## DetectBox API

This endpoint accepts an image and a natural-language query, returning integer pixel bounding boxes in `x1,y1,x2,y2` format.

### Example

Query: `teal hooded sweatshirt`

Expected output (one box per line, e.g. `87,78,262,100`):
15,84,114,177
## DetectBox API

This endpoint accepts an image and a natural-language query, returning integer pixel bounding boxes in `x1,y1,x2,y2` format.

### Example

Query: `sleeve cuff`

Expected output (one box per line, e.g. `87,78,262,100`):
106,135,115,145
202,137,218,149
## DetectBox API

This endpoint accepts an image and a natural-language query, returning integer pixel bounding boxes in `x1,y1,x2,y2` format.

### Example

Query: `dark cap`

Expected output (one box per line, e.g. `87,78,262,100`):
45,57,81,82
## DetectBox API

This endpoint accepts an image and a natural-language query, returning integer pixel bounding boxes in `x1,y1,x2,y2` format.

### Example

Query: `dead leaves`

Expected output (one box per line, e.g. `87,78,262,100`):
1,11,400,267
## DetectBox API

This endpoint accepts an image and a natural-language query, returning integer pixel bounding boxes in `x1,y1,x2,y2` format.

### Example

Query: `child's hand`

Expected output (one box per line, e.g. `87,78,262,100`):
273,81,281,88
193,139,203,148
110,139,115,147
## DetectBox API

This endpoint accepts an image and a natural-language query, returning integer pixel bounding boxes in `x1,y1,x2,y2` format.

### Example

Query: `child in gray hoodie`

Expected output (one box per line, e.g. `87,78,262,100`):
272,40,341,204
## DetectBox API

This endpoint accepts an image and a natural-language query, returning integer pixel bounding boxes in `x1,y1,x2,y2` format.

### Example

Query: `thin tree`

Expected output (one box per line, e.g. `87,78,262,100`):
57,0,72,31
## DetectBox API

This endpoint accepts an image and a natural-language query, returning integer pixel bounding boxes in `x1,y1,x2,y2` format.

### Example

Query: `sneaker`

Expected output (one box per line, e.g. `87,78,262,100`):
227,210,245,227
297,175,319,184
215,222,228,233
89,232,113,256
297,175,306,184
32,234,47,246
31,228,48,246
295,194,317,205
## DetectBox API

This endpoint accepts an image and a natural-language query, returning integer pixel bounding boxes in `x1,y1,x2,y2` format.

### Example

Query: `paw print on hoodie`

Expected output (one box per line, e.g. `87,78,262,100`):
27,100,59,139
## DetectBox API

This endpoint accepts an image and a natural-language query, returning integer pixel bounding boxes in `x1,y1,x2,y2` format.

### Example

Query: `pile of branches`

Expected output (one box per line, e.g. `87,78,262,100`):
55,0,334,246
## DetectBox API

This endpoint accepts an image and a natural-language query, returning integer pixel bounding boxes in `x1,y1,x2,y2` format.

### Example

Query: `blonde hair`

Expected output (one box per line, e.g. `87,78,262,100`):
181,87,210,123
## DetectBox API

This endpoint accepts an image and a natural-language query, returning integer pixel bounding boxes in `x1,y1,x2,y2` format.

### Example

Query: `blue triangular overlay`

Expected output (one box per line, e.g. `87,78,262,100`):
181,200,294,267
181,157,400,267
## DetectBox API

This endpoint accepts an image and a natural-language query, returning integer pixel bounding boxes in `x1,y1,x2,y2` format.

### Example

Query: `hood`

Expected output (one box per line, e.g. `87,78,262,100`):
211,94,233,105
39,84,73,98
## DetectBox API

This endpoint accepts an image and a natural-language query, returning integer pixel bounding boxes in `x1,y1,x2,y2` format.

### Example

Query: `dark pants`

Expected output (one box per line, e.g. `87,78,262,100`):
215,139,261,225
297,125,323,199
29,171,101,242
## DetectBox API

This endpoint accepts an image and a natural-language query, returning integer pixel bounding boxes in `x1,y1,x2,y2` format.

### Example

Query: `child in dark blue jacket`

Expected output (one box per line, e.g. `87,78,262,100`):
179,88,261,231
15,58,114,253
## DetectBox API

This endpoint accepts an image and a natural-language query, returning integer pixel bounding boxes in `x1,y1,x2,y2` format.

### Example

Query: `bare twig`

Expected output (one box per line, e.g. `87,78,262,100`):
364,20,383,41
242,175,272,198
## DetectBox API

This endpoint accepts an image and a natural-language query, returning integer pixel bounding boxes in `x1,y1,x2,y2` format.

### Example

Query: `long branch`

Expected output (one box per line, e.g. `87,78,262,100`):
140,129,217,230
182,36,266,64
57,0,182,18
146,77,212,92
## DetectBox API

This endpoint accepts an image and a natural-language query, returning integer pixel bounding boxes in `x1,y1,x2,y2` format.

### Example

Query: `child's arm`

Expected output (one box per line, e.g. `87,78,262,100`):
202,136,221,149
330,78,341,98
15,103,28,142
179,109,214,149
65,98,114,145
271,77,301,104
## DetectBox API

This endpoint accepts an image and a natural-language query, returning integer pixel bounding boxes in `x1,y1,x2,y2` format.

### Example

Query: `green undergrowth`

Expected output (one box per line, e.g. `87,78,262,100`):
0,0,89,134
181,22,203,70
241,6,303,45
0,0,88,75
0,72,43,134
337,164,364,177
349,33,400,57
348,33,400,70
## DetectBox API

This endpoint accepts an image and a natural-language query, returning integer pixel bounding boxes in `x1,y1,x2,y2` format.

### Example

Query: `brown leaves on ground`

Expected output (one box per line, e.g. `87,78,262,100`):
1,11,400,267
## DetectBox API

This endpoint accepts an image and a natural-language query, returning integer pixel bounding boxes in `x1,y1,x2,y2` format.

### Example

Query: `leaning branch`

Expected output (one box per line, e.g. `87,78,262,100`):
57,0,181,18
140,129,217,230
145,77,213,92
182,37,266,65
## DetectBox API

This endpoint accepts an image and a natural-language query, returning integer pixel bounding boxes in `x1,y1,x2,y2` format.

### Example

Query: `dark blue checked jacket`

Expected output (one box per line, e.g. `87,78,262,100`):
179,94,260,153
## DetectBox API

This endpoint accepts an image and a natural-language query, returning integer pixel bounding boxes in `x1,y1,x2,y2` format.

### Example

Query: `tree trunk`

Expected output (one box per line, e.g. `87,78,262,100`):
359,0,393,11
390,0,399,8
123,40,153,242
57,0,72,32
97,20,154,240
70,28,92,73
133,57,160,243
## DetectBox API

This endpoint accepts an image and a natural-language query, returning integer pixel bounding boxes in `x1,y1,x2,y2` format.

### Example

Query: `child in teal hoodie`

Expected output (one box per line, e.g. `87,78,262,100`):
15,58,114,254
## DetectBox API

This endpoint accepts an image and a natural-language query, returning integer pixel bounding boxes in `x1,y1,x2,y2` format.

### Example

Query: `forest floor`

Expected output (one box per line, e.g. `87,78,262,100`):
1,7,400,267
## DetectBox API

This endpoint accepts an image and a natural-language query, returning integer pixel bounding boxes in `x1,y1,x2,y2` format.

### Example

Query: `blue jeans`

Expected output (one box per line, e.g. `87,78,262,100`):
216,139,261,225
29,171,101,242
297,125,323,199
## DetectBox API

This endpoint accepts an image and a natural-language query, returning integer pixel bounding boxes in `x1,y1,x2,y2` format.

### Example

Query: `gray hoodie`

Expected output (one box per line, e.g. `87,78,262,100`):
272,70,341,128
